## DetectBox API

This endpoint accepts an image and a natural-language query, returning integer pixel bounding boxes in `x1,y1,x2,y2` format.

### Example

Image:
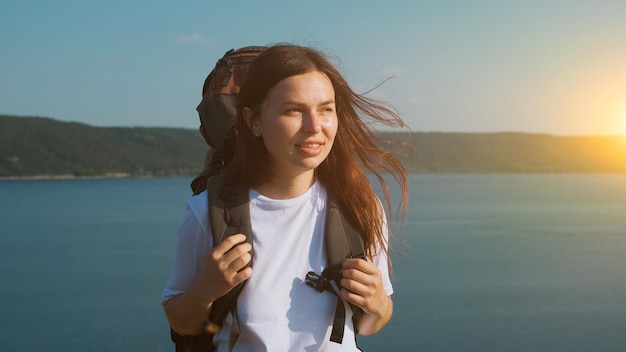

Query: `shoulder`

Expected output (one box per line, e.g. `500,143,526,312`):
188,190,209,213
184,190,210,235
311,180,328,204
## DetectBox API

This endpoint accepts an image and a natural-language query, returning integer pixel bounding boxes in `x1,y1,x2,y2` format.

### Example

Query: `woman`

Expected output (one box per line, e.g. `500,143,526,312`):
163,44,409,351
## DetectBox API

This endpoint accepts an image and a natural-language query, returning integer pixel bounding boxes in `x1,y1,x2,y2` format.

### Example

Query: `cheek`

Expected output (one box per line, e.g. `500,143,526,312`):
324,116,339,138
264,117,301,138
259,118,299,154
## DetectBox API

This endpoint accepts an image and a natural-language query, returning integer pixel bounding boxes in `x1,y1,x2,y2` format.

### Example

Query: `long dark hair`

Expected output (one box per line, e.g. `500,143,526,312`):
227,44,409,260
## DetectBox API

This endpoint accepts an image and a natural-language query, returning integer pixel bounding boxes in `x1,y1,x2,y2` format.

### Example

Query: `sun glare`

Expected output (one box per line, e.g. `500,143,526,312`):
610,95,626,136
620,107,626,136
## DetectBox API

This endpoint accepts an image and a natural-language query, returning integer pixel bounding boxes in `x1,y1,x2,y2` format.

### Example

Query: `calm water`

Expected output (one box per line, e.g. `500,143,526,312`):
1,175,625,351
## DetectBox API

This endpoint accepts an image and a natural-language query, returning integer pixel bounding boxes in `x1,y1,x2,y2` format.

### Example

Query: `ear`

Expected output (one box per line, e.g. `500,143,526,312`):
243,107,261,137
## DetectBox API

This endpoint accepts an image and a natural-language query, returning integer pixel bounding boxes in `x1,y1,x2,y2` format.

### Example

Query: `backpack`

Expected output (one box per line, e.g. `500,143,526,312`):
191,46,267,195
171,46,366,351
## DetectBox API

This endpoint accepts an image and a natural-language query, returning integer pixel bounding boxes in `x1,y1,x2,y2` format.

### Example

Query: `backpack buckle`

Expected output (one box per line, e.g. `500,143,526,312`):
305,271,327,292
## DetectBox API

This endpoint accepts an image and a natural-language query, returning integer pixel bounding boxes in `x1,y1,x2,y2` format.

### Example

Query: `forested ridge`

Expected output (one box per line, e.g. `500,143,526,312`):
1,115,206,177
2,114,626,178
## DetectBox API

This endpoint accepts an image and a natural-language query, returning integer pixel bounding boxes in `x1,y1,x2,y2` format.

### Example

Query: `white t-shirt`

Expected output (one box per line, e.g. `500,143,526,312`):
162,181,393,352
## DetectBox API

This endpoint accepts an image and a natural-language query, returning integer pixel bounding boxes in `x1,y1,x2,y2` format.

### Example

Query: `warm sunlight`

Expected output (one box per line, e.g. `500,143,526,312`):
612,100,626,154
620,106,626,136
608,92,626,136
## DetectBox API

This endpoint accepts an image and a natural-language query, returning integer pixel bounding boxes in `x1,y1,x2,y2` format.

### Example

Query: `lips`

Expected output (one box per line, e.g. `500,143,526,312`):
297,143,322,148
295,140,325,156
296,141,324,148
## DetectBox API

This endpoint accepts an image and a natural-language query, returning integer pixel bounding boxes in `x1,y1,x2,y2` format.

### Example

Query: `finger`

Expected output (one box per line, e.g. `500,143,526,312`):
342,257,373,272
341,277,369,296
342,288,390,317
232,267,253,285
339,287,368,309
221,242,252,265
343,261,382,284
228,251,252,273
212,234,249,257
342,268,373,286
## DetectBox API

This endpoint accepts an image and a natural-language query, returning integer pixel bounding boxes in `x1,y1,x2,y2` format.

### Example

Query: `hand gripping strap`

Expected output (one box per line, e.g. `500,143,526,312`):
326,195,365,325
205,175,253,345
304,195,366,344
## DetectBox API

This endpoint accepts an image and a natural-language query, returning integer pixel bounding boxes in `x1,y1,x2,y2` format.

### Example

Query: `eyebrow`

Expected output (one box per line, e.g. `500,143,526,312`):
281,99,336,107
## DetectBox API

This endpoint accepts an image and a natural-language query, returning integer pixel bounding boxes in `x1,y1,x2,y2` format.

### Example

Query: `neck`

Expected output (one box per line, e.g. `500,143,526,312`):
254,171,315,199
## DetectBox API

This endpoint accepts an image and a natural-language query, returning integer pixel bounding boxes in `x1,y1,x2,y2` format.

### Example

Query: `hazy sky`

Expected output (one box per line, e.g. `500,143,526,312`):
2,0,626,135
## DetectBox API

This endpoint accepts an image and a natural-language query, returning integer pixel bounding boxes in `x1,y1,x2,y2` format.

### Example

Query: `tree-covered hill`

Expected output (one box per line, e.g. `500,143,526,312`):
2,114,626,177
1,115,207,177
383,131,626,173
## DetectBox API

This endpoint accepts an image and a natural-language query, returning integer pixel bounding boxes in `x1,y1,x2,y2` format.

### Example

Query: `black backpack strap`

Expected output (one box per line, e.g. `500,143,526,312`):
325,195,365,266
190,125,238,196
170,175,252,352
170,327,213,352
205,175,253,338
305,263,353,344
305,193,365,344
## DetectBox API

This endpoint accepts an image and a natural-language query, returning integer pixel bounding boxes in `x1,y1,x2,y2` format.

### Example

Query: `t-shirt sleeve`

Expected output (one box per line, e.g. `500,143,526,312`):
161,191,213,303
372,199,394,296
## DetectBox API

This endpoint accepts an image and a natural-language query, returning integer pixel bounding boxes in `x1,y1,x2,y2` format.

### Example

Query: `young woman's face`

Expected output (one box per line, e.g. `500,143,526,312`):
247,71,338,179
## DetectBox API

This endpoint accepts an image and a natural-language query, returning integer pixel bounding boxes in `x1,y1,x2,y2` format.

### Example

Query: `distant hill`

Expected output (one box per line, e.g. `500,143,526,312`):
1,114,626,177
381,131,626,173
0,115,206,178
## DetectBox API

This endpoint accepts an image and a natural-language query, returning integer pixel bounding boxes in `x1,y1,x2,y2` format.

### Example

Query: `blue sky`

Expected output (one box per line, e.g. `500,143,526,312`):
1,0,626,135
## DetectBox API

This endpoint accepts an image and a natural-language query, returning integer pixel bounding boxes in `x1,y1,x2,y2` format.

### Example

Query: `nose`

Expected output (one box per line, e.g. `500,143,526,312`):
302,111,322,133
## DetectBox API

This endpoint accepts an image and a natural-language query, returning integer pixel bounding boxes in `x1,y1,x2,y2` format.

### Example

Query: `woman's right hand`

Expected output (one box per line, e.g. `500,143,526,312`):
164,233,252,336
194,233,253,305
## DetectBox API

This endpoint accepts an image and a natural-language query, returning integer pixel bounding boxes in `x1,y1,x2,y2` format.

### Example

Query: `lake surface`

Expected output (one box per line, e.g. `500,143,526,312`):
1,174,625,351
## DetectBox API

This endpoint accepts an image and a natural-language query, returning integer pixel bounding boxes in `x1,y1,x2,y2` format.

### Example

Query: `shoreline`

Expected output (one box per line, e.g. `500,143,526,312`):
2,171,626,181
0,173,137,180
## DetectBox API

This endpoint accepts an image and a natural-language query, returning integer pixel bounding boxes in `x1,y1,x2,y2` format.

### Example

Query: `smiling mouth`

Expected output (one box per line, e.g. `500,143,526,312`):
297,143,323,148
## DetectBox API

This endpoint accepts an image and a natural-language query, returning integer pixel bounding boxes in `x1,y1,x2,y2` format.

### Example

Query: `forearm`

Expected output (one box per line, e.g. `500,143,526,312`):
163,283,214,336
357,295,393,336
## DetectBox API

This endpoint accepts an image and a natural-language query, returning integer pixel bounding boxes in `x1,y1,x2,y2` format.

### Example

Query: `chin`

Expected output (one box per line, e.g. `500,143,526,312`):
297,160,325,172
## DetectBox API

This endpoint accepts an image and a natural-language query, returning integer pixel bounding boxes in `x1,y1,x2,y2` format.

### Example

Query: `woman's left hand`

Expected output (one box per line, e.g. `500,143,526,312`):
339,258,391,320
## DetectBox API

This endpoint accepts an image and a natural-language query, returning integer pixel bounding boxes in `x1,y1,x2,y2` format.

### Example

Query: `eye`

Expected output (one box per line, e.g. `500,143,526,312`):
284,107,303,116
320,106,335,114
